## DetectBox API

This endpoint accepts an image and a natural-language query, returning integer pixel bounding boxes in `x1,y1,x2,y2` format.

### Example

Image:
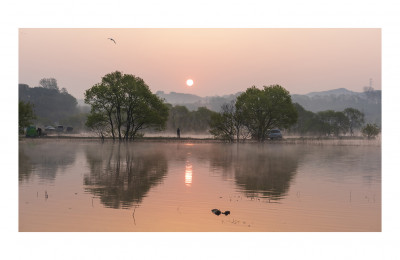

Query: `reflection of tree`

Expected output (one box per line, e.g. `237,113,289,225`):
19,142,77,182
207,145,236,178
209,145,301,200
19,146,33,182
84,143,168,209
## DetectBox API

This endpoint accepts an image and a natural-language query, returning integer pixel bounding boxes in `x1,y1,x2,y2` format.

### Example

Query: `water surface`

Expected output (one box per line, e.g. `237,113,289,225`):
19,140,381,231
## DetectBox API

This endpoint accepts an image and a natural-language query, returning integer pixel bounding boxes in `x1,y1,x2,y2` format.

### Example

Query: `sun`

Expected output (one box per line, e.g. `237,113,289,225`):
186,79,194,87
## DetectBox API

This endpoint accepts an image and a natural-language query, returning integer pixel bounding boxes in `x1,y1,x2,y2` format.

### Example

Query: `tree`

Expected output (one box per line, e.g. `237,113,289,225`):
316,110,349,136
209,102,236,142
85,83,116,138
288,103,321,135
189,107,216,133
39,78,59,91
165,105,216,134
19,100,36,134
209,100,248,142
122,75,169,139
361,123,380,139
235,85,298,142
85,112,109,140
85,71,169,140
167,105,190,131
343,108,364,136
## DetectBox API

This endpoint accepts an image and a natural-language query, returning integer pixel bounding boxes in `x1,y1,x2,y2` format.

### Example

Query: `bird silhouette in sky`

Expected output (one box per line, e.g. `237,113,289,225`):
108,38,116,44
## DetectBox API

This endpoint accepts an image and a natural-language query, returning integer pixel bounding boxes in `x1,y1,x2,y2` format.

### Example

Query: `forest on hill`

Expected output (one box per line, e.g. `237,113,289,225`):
19,81,88,130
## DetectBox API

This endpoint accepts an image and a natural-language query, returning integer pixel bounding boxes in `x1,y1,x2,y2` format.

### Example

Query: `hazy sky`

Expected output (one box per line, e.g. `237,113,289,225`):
19,28,381,99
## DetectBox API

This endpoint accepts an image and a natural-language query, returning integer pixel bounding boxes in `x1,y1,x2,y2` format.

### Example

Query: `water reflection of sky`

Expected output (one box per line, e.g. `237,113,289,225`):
19,140,381,231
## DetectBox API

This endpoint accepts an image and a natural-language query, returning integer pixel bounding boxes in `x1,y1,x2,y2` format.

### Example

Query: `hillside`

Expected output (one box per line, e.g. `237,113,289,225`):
156,88,381,124
292,88,381,124
305,88,356,97
156,91,242,112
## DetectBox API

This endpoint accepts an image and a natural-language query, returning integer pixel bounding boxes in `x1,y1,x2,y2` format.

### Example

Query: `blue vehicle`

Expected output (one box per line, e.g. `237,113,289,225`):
268,129,282,140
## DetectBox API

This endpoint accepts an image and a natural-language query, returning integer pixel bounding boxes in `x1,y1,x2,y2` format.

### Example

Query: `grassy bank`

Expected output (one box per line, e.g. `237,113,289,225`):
19,134,381,146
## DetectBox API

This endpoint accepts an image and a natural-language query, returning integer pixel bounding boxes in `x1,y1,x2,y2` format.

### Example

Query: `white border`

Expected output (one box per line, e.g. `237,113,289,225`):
2,1,399,260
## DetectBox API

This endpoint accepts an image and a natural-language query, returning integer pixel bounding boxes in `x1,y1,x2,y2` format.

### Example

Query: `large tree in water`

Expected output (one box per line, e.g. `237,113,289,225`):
235,85,297,142
85,71,169,140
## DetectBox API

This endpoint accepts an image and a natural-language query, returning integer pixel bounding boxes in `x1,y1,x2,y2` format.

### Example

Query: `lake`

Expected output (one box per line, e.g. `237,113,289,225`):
19,139,381,232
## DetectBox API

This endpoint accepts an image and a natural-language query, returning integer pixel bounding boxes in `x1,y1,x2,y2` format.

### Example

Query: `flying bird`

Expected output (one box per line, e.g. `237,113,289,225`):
108,38,116,44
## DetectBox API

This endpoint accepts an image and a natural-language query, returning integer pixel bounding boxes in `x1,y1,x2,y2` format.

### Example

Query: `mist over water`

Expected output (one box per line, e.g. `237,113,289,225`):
19,139,380,231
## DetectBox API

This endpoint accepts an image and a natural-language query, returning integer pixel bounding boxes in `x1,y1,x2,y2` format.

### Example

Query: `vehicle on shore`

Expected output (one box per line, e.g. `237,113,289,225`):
268,129,282,140
45,126,56,132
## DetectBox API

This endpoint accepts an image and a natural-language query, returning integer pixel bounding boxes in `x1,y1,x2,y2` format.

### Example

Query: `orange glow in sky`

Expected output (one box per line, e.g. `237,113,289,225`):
19,28,381,99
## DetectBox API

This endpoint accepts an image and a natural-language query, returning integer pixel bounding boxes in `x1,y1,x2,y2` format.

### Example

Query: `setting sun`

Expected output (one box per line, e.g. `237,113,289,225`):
186,79,194,87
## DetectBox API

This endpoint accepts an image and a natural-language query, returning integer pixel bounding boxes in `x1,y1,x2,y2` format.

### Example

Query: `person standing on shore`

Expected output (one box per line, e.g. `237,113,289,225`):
177,127,181,138
37,127,42,137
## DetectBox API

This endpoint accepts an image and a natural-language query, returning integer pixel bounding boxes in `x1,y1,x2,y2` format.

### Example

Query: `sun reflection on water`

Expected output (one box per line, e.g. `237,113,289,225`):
185,162,193,187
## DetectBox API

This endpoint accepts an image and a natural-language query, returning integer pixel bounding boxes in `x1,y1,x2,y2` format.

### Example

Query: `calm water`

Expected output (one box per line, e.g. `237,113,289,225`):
19,139,381,232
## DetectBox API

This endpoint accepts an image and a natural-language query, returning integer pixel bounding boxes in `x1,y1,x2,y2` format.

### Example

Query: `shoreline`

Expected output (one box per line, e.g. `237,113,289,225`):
18,135,381,146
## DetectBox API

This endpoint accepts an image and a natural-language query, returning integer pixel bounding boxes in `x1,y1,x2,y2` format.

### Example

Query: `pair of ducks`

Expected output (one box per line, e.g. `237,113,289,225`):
211,209,230,216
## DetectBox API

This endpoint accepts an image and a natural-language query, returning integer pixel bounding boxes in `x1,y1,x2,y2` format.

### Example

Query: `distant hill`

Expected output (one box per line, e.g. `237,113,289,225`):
305,88,356,97
156,91,242,112
156,88,381,124
19,83,78,124
156,91,203,104
292,88,381,124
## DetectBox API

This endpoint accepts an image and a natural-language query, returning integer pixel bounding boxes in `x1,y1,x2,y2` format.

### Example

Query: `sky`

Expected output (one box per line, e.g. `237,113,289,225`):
19,28,381,100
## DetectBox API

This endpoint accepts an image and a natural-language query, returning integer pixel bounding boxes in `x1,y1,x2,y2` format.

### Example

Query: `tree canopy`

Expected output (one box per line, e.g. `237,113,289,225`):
84,71,169,140
344,107,365,135
19,100,36,133
235,85,298,141
362,123,381,139
39,78,59,91
209,101,237,142
316,110,350,136
288,104,366,137
288,103,321,135
165,105,216,134
209,100,248,142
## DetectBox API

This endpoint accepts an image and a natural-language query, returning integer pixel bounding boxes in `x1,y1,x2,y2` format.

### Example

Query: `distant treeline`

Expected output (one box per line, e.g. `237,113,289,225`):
19,77,381,139
206,85,374,142
165,105,215,133
291,88,381,125
288,104,365,136
19,80,216,134
19,80,88,130
157,88,381,125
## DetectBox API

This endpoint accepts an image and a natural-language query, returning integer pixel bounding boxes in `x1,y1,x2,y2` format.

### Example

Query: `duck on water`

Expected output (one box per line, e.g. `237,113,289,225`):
211,209,230,216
